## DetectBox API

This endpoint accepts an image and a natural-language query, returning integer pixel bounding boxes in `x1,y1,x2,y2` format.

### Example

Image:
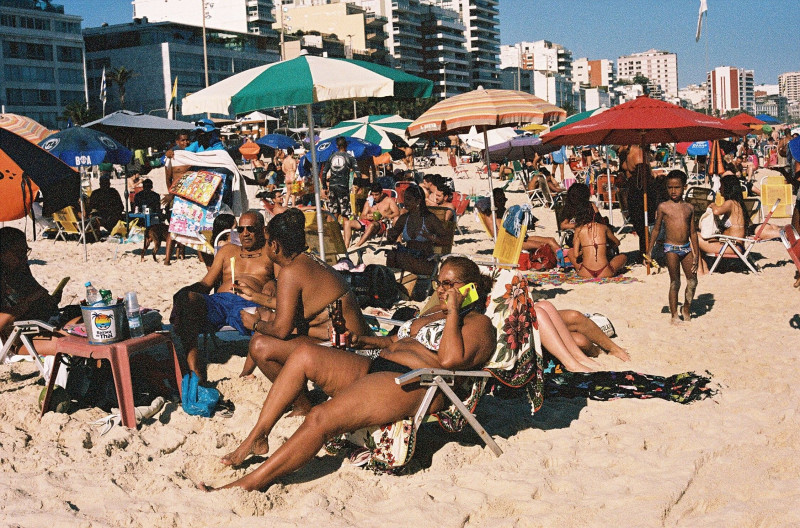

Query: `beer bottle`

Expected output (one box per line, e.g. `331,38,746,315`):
331,299,350,348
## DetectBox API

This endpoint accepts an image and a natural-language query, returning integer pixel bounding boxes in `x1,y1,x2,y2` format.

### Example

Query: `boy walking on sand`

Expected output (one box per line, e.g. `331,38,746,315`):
647,171,699,324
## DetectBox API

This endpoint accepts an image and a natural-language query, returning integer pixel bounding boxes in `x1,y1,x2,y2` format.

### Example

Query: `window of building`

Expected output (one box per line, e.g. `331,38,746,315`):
4,64,55,83
6,88,57,106
57,46,83,63
0,14,17,27
60,90,85,104
19,16,50,31
58,68,84,84
2,41,53,61
54,20,81,34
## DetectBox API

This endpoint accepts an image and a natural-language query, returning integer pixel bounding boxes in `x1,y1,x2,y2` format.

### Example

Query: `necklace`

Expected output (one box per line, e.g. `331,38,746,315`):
240,249,262,259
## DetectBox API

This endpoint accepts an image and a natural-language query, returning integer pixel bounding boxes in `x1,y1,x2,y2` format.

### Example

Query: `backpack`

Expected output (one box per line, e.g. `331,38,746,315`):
527,245,558,271
363,264,401,309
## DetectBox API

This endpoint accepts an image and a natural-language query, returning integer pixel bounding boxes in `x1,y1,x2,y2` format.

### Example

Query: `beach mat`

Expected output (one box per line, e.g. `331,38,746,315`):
524,271,641,286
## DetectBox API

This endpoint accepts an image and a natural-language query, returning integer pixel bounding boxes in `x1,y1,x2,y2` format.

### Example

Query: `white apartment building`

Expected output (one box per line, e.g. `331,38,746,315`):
573,57,614,87
779,71,800,102
707,66,754,114
678,83,707,110
133,0,277,35
617,49,677,99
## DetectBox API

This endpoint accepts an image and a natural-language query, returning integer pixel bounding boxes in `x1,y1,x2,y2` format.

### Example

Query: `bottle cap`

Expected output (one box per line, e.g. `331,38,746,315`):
85,281,92,287
124,291,140,310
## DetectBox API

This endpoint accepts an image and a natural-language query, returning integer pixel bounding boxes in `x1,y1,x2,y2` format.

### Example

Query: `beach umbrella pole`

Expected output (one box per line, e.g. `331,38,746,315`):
606,149,614,228
80,166,88,263
483,127,497,241
641,142,650,275
307,104,325,261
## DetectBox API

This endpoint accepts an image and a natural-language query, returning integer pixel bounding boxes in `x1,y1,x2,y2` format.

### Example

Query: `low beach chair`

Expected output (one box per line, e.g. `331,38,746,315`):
779,225,800,285
303,209,366,265
538,175,566,210
760,174,794,219
448,154,470,179
451,191,471,235
52,206,100,244
526,175,547,208
325,269,544,471
0,320,57,381
553,202,573,248
704,199,782,275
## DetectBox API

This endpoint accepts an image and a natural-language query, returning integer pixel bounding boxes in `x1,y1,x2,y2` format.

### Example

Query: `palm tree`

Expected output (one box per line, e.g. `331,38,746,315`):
108,66,137,110
60,100,95,126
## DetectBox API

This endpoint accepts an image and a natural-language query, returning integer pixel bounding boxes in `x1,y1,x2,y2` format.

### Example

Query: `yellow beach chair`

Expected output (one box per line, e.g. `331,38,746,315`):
760,174,794,219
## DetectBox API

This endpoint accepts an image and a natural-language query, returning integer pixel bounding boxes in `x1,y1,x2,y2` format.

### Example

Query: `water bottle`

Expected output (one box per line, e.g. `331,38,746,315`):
125,291,145,338
85,282,102,306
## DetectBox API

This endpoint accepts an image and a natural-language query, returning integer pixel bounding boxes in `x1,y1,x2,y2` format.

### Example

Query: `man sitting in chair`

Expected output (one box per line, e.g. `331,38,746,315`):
89,175,124,232
476,188,561,255
343,182,401,247
171,210,275,382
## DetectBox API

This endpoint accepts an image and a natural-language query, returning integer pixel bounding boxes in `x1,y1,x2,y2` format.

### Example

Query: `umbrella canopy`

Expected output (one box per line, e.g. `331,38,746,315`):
39,126,133,167
319,114,415,152
487,135,560,162
675,140,710,156
542,95,749,146
548,107,609,132
788,136,800,161
518,122,548,133
0,113,53,144
755,114,780,125
182,55,433,116
83,110,193,150
256,133,300,150
460,126,518,151
726,113,765,127
0,128,80,221
303,137,381,165
407,89,566,136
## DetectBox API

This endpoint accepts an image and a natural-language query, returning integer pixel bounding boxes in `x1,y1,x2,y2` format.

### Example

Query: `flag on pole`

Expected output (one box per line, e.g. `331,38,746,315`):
100,67,107,115
167,76,178,119
696,0,708,42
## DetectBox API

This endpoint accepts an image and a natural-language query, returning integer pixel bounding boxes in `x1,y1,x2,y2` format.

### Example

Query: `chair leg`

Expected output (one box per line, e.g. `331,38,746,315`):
433,376,502,457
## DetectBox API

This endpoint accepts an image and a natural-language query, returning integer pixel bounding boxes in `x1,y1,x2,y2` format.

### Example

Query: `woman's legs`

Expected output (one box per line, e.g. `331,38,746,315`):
558,309,629,361
209,369,435,491
221,341,372,467
534,301,597,372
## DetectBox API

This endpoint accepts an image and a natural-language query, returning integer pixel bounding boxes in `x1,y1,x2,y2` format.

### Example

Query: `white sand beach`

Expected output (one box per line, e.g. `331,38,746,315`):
2,160,799,527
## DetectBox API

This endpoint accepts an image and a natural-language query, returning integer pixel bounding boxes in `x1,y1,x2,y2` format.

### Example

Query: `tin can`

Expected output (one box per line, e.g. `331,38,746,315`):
99,289,113,305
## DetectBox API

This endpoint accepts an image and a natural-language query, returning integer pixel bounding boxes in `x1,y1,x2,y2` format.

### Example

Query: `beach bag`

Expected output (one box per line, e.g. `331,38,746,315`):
364,264,401,309
698,207,718,240
527,245,557,271
587,313,616,338
181,372,220,418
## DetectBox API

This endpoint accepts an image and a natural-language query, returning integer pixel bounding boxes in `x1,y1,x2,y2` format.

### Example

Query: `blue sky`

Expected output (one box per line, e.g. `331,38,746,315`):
59,0,798,86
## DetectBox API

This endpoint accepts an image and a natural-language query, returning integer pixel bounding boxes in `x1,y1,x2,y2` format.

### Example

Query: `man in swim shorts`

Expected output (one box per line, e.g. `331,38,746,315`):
342,182,401,247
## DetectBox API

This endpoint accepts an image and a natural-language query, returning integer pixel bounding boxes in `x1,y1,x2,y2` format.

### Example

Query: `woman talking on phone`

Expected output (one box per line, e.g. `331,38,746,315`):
205,256,496,491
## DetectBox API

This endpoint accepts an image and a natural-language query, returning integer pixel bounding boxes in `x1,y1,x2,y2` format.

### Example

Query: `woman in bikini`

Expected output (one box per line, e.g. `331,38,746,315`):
386,184,449,297
571,204,627,279
697,174,750,274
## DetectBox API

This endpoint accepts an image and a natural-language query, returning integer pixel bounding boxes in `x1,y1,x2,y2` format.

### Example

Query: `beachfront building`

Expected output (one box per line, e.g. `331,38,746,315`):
440,0,500,90
499,40,574,108
755,94,789,123
83,18,280,121
617,49,678,100
421,2,469,98
778,71,800,102
706,66,754,115
678,83,708,111
0,0,85,128
132,0,278,36
573,58,614,88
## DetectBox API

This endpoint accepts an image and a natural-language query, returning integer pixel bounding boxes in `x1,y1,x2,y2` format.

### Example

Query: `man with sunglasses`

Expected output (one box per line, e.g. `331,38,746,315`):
171,210,275,382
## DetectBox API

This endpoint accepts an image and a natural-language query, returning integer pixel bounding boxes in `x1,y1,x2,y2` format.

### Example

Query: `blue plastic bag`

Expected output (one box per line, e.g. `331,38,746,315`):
181,372,220,417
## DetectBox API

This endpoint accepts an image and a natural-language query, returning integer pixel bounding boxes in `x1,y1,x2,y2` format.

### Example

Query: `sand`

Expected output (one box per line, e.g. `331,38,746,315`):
2,157,800,527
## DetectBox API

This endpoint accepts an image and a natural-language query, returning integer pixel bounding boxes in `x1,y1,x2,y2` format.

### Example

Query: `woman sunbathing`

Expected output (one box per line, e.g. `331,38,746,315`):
571,204,627,279
206,256,496,490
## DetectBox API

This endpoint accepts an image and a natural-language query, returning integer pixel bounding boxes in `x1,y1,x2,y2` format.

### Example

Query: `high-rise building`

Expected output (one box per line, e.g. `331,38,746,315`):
617,49,678,99
83,19,280,120
440,0,500,90
778,71,800,102
421,2,468,98
573,58,614,88
0,0,85,128
133,0,277,36
707,66,754,114
498,40,573,108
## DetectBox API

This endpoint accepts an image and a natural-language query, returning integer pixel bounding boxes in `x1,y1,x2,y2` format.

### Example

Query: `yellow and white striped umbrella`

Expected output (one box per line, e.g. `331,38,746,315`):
407,89,565,137
0,113,53,144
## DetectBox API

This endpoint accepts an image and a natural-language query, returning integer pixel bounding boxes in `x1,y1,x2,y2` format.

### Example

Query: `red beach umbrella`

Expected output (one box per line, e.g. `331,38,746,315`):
726,113,765,127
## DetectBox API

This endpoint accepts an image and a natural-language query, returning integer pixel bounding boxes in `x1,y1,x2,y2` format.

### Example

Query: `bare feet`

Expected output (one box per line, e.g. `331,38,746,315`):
794,276,800,288
671,314,682,325
681,305,692,322
220,436,269,467
196,481,214,492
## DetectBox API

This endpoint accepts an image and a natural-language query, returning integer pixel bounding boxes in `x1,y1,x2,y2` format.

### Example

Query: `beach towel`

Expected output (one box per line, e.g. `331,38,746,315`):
523,270,640,286
502,204,532,237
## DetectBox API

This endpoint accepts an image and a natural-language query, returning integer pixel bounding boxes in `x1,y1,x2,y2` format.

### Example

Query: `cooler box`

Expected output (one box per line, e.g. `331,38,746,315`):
81,302,129,345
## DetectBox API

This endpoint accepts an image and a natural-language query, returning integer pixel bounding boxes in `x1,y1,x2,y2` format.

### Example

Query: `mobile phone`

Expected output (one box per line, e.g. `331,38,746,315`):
458,282,478,308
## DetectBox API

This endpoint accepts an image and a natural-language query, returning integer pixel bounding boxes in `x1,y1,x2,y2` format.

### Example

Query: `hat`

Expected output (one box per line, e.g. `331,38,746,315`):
193,118,216,133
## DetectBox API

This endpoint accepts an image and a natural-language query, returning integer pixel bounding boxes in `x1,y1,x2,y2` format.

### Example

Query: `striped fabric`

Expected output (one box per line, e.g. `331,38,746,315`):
0,113,53,143
407,89,566,137
319,114,416,152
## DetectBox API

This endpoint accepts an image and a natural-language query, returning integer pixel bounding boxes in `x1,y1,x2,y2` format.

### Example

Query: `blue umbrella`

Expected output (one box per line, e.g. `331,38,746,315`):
256,133,300,150
686,141,710,156
38,126,133,167
303,136,381,164
788,136,800,161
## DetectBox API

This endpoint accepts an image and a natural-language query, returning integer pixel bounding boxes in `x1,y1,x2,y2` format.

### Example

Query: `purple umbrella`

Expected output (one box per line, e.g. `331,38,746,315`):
487,135,559,163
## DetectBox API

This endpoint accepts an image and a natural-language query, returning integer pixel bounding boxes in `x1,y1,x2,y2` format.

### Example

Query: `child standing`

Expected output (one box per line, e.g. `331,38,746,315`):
647,170,699,324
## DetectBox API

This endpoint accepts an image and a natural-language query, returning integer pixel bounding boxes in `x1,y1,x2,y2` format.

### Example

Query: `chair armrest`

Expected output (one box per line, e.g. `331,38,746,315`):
13,320,58,333
395,368,491,386
707,234,751,243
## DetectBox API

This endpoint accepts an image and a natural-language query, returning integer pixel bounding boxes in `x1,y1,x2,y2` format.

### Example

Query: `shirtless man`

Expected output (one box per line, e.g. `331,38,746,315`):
620,144,655,258
342,182,401,247
171,210,275,381
401,146,415,172
232,209,371,424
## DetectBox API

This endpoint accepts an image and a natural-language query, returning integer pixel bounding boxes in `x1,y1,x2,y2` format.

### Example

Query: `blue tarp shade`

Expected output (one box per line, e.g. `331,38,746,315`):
755,114,780,125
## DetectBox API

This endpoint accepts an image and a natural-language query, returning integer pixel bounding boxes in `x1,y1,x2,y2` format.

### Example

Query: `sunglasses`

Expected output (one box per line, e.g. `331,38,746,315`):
432,279,465,290
236,225,258,234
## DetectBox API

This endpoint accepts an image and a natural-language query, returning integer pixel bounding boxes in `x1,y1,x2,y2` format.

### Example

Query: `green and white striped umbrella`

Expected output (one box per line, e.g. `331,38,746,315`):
319,114,416,152
181,55,433,116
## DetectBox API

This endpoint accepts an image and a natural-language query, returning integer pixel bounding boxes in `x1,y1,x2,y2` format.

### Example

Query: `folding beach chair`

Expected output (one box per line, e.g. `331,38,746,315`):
451,191,471,235
526,174,547,208
704,199,782,275
448,153,470,179
0,320,57,381
759,174,794,219
685,187,713,228
325,269,543,471
538,175,566,210
394,181,413,209
304,209,367,265
52,206,100,244
553,202,573,248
